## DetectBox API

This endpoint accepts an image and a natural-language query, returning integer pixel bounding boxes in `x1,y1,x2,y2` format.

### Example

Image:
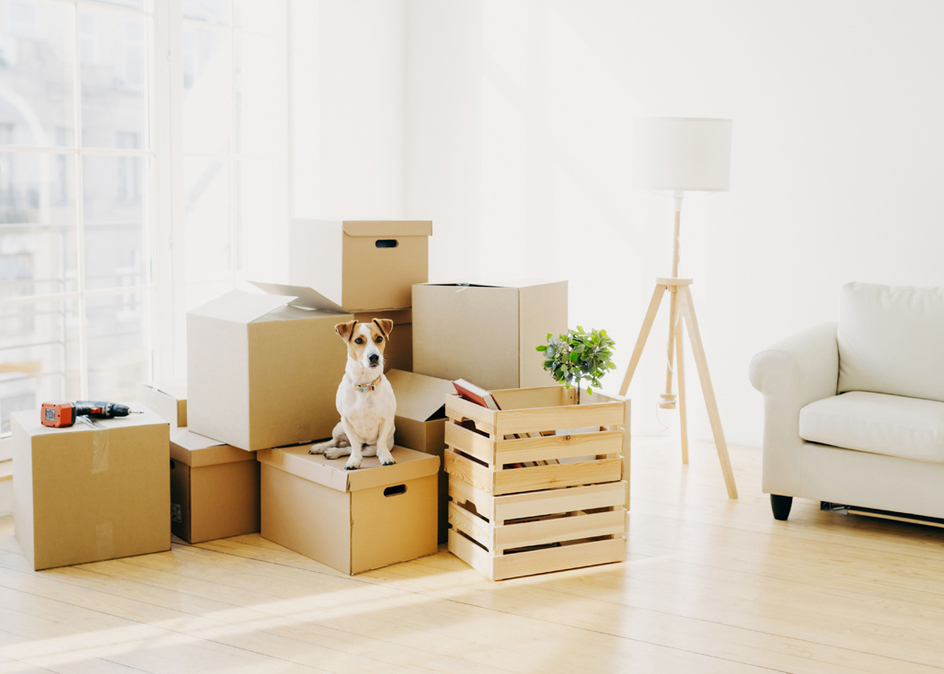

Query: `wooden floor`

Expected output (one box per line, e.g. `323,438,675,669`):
2,439,944,674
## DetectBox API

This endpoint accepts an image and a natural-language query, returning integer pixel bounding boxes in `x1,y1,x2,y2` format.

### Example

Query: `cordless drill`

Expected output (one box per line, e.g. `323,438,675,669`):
41,401,137,428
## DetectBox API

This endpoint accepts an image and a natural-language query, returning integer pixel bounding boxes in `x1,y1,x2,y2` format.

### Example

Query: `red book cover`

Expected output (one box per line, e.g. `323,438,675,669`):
452,379,501,410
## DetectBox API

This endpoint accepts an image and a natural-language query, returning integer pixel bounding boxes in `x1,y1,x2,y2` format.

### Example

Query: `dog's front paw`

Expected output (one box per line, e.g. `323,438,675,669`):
381,457,396,466
345,457,361,470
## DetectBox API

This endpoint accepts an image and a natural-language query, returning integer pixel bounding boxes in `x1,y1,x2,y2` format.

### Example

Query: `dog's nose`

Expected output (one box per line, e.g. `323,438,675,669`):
369,353,380,365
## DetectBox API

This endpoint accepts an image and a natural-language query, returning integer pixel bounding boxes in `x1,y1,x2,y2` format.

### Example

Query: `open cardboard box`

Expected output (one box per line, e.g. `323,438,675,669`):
11,408,170,571
136,379,188,427
387,369,456,542
257,445,439,575
289,219,432,312
170,429,260,544
412,280,568,391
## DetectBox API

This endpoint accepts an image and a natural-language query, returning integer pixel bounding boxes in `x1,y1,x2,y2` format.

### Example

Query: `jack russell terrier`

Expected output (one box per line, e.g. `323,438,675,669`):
309,318,396,470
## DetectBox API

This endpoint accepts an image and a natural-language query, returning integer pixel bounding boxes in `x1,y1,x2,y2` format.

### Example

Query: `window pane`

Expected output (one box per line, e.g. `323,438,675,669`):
183,0,230,26
0,0,75,148
85,0,153,11
184,155,230,282
86,291,151,401
80,10,149,149
234,0,284,36
0,298,80,434
182,25,232,154
82,154,149,290
0,151,78,295
235,30,286,157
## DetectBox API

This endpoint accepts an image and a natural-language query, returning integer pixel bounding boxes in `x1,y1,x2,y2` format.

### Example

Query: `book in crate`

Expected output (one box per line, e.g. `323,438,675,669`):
444,385,629,581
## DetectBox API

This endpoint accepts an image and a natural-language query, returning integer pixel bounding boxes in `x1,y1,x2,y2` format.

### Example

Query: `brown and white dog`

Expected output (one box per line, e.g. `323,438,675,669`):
309,318,396,470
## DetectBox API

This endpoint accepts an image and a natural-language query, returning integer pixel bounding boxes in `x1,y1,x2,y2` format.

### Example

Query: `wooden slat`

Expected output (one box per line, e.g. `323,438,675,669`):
493,481,628,521
492,537,626,581
495,430,623,465
495,509,626,551
444,421,495,465
444,395,497,436
489,386,568,410
448,503,493,550
447,529,495,581
444,449,494,494
492,458,623,496
495,402,624,437
448,477,494,521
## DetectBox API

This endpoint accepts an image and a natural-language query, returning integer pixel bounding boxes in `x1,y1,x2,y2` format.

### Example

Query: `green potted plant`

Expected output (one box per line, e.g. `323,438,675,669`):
537,326,616,404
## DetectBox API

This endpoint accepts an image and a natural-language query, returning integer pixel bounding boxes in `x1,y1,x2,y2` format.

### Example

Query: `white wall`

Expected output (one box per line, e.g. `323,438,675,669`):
404,0,944,447
291,0,407,219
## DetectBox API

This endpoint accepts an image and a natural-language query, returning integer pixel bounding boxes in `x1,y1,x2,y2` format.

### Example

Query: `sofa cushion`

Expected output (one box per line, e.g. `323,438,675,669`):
838,282,944,402
799,392,944,464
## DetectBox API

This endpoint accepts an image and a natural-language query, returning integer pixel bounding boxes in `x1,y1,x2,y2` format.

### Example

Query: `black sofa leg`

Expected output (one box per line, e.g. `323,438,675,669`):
771,495,793,521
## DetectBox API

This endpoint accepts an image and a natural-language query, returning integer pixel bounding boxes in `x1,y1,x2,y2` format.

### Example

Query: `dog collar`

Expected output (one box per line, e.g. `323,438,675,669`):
353,375,382,393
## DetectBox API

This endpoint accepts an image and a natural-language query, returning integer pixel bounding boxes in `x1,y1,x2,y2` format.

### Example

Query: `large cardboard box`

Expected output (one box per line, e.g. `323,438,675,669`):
387,369,455,543
258,445,439,575
413,280,568,391
289,219,432,311
11,409,170,571
187,283,354,451
170,429,260,544
136,379,188,427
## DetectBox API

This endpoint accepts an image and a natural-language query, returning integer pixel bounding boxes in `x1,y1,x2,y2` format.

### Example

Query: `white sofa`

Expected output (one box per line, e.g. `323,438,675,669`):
749,282,944,521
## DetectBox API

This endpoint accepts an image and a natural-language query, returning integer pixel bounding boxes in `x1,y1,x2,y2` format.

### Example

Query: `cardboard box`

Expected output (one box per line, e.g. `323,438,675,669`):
387,369,455,543
289,219,432,311
11,409,170,571
136,379,188,427
170,429,260,544
257,445,439,575
187,283,354,451
413,280,568,391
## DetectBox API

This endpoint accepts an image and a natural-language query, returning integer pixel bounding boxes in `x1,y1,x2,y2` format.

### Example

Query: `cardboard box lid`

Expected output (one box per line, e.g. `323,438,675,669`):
188,288,297,324
12,407,167,438
418,278,564,291
257,445,439,493
386,369,454,423
342,221,432,238
249,281,350,314
139,379,187,399
170,428,255,467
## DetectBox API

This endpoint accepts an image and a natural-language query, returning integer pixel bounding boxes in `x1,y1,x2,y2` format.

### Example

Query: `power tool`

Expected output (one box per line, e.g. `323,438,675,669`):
41,401,138,428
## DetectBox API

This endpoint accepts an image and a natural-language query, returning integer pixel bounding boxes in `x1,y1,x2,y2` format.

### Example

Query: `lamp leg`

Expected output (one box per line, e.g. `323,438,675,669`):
619,284,667,397
676,319,688,465
661,288,679,409
677,285,737,499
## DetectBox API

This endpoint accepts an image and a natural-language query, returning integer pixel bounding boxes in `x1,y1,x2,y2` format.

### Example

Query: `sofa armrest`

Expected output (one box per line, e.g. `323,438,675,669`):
749,322,838,496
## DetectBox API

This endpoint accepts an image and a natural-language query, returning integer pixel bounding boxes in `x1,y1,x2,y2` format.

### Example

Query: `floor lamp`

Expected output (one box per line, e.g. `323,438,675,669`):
619,117,738,499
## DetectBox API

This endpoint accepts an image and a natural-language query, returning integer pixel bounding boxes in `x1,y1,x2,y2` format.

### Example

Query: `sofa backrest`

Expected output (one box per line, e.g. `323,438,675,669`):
838,282,944,402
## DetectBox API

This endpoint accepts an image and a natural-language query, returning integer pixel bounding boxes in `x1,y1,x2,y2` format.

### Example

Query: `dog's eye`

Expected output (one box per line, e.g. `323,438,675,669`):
354,338,364,345
375,336,383,343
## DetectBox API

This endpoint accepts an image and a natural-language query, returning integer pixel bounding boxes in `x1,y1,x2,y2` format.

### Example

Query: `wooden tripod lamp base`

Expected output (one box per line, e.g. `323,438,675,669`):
618,275,738,500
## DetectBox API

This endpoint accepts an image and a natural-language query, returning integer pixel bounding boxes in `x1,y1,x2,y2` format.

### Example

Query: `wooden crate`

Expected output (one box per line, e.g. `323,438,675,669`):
448,479,627,580
445,385,630,580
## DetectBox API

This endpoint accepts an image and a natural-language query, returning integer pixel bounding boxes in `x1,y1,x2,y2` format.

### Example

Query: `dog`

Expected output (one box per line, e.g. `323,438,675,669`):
309,318,397,470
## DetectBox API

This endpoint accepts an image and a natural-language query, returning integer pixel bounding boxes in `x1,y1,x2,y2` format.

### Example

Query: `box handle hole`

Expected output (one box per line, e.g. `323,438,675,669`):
375,239,399,248
384,484,407,497
170,459,176,469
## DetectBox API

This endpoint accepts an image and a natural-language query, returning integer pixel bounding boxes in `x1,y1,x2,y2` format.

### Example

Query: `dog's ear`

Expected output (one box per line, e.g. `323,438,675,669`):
335,321,357,342
373,318,394,339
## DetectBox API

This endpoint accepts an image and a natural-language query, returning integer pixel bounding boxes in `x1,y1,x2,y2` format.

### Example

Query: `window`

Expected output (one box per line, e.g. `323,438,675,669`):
0,0,289,446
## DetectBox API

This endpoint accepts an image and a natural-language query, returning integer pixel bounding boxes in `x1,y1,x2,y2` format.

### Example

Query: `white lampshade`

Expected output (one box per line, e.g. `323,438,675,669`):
631,117,732,192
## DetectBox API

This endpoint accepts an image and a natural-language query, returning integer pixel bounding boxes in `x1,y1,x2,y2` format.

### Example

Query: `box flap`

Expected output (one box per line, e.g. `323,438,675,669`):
189,289,294,324
170,428,254,467
419,278,565,290
386,369,454,422
249,281,348,314
140,379,187,399
257,445,439,493
342,221,432,238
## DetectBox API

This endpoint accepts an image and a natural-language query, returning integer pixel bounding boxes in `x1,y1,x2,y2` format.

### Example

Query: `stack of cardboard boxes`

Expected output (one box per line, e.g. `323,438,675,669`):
11,218,584,578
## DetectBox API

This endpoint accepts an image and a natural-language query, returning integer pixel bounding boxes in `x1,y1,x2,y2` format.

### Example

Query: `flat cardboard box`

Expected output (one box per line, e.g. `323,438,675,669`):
413,280,568,391
170,429,260,544
289,219,432,311
387,369,455,543
187,283,354,451
258,445,439,575
11,409,170,571
136,379,188,427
